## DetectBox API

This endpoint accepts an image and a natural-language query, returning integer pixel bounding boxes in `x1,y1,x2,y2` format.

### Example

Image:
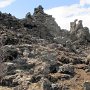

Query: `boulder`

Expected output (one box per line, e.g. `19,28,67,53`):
41,78,52,90
84,81,90,90
58,64,75,75
0,75,19,87
51,83,62,90
1,47,18,62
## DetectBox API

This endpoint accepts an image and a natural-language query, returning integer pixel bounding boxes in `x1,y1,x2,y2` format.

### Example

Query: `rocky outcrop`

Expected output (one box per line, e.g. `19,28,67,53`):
21,5,61,42
70,19,90,44
0,12,22,29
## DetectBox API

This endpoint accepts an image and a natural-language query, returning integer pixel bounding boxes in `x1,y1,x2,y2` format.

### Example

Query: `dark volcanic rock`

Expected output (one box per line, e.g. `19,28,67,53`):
0,12,21,29
70,19,90,44
84,81,90,90
0,5,89,90
58,64,75,75
1,34,19,45
1,47,18,62
51,83,62,90
0,75,19,87
22,5,61,42
41,79,52,90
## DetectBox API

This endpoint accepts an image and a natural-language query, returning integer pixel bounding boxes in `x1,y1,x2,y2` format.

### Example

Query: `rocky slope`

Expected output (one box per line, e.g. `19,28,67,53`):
0,5,90,90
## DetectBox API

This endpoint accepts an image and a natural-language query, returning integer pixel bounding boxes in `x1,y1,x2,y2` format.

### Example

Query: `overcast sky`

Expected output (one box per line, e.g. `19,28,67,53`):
0,0,90,30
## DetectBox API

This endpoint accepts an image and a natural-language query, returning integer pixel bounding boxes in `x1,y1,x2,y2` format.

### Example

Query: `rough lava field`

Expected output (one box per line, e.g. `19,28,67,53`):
0,5,90,90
